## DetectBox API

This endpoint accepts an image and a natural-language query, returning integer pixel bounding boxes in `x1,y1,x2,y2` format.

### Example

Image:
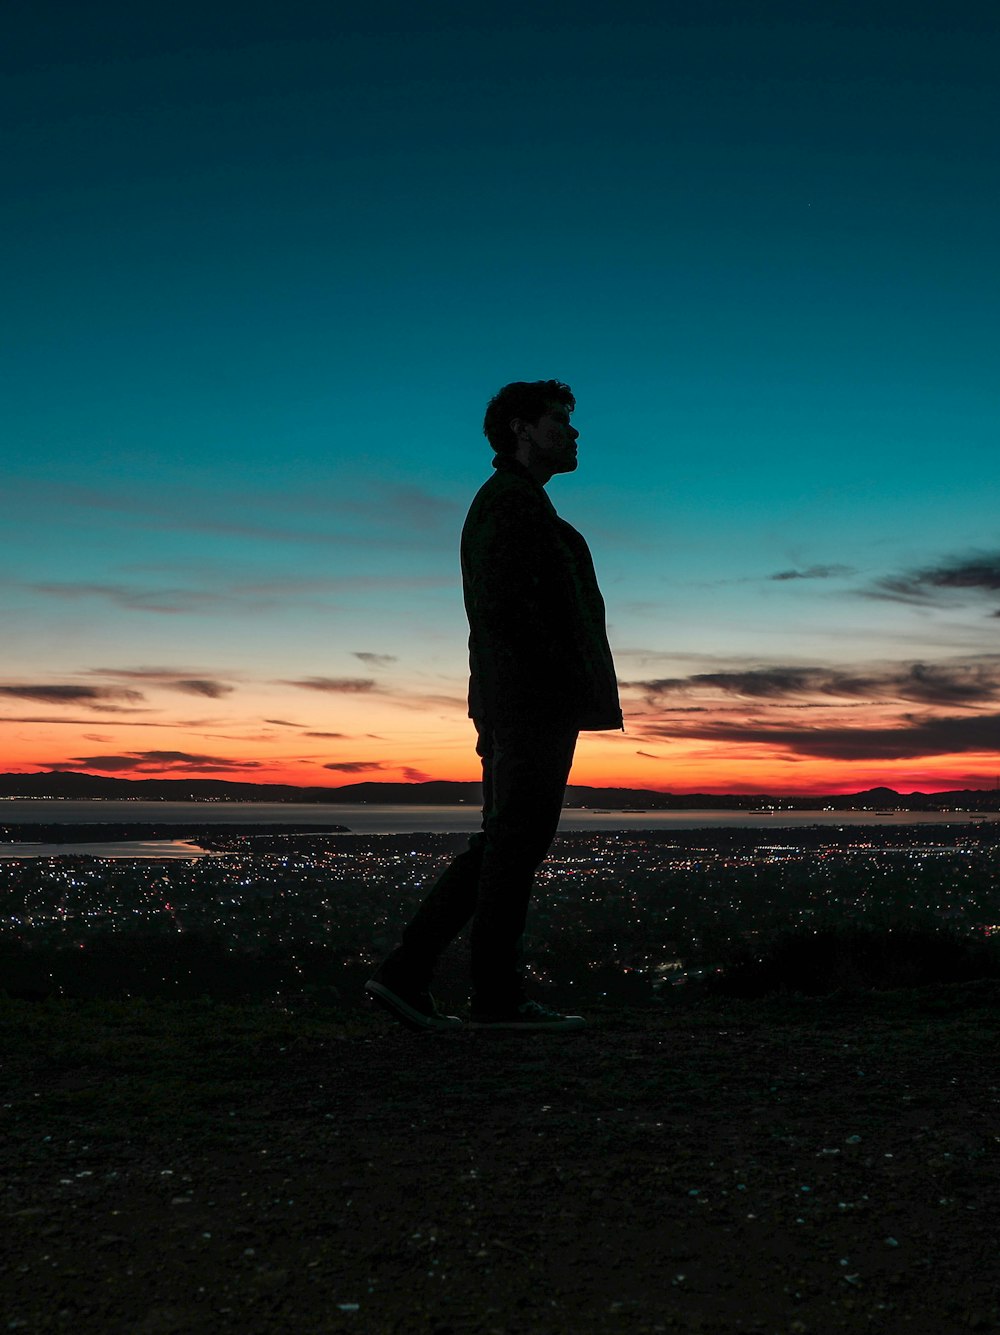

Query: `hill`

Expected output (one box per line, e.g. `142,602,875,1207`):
3,987,998,1334
2,769,1000,811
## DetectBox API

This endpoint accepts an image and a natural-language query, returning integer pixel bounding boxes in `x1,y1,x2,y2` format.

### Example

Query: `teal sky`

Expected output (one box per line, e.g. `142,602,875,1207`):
3,0,1000,793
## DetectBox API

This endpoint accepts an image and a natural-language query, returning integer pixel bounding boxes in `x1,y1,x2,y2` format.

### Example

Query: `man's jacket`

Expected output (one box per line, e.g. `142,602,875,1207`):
462,455,623,732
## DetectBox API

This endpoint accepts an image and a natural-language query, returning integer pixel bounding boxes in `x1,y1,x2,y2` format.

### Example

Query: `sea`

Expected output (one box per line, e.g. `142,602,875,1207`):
0,798,996,859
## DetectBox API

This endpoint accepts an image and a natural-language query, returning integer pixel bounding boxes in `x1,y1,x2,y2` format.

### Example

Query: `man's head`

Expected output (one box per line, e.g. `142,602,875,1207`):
483,380,579,484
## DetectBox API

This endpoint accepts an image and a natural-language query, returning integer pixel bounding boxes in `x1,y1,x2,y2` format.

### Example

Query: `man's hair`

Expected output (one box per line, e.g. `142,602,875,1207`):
482,380,575,456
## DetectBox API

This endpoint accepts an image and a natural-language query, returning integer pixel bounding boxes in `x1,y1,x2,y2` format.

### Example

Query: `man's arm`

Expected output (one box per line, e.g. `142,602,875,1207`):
463,487,572,722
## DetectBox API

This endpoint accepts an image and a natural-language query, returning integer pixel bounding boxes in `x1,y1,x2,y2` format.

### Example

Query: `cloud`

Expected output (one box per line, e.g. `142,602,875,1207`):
318,761,430,781
67,750,264,773
305,731,348,738
622,661,1000,708
693,669,824,699
619,676,689,698
868,553,1000,607
29,479,461,551
382,485,460,530
353,652,398,668
770,564,854,581
264,718,305,728
0,715,212,728
885,663,1000,706
322,761,384,773
230,576,439,594
89,668,235,698
29,582,225,615
0,684,145,708
283,677,377,693
648,712,1000,762
177,679,232,698
383,690,468,714
21,572,453,620
622,670,818,702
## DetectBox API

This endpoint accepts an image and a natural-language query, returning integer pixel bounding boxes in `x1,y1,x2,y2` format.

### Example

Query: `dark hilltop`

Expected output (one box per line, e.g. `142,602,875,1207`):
2,770,1000,812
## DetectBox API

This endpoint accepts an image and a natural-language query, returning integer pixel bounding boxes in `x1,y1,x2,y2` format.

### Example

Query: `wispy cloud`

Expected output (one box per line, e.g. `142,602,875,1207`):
283,677,378,694
382,690,468,714
322,760,385,773
29,583,226,615
0,715,214,728
26,480,461,551
0,684,145,708
319,760,431,782
89,667,235,698
59,750,264,773
225,575,450,595
622,660,1000,708
353,652,398,668
770,564,854,581
644,712,1000,762
867,552,1000,609
169,679,232,698
18,573,450,618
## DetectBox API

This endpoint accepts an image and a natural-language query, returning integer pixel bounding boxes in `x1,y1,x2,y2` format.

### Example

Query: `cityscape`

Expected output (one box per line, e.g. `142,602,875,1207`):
4,824,1000,1003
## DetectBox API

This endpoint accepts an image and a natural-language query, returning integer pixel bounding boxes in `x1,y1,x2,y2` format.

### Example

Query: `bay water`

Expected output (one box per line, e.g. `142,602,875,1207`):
0,798,995,858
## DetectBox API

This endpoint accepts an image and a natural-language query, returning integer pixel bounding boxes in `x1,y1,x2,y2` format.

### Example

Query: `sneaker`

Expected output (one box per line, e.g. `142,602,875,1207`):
365,976,462,1032
468,999,587,1032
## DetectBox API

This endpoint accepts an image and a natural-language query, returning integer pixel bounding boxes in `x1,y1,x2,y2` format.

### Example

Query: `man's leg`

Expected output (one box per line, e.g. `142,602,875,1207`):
469,724,578,1013
368,724,496,1019
379,836,484,987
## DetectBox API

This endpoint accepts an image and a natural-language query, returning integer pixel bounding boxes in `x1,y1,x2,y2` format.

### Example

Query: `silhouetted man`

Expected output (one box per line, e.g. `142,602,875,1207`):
366,380,622,1031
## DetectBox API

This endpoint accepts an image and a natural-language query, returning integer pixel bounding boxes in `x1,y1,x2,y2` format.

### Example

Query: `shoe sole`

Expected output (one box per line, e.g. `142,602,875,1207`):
365,980,462,1032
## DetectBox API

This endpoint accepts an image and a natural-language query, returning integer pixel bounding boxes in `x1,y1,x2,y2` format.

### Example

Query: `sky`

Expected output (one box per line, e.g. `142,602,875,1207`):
3,0,999,796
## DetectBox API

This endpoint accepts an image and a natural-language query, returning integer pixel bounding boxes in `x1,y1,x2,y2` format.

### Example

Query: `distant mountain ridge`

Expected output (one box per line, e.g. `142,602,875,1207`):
1,772,998,811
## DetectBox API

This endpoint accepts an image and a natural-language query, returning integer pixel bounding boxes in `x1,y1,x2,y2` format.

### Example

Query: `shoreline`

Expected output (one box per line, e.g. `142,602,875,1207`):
2,817,1000,859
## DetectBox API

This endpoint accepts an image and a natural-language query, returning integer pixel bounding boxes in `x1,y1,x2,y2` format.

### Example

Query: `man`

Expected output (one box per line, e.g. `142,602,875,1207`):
366,380,622,1032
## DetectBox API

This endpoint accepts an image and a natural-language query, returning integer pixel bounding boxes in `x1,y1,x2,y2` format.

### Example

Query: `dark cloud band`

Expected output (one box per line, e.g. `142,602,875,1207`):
869,553,1000,607
622,661,1000,708
64,750,262,773
650,711,1000,762
283,677,377,693
0,684,144,707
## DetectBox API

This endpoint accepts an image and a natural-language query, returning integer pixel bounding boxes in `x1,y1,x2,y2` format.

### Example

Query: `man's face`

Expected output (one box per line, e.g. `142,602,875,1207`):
519,401,579,474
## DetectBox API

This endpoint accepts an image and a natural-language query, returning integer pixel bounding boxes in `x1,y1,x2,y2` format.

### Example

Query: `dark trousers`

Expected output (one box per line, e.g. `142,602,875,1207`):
384,720,578,1010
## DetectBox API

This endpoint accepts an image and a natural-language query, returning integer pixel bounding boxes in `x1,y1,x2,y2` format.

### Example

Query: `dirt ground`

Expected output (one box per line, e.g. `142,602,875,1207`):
3,985,1000,1334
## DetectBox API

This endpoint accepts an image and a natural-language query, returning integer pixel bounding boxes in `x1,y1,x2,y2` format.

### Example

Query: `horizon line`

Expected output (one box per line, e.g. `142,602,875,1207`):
5,770,1000,800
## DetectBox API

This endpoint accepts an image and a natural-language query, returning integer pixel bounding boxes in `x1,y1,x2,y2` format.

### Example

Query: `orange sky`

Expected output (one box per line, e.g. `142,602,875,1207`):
5,672,1000,796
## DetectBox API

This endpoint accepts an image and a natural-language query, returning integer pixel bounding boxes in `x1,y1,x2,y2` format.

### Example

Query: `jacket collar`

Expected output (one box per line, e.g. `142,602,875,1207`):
491,456,531,477
491,452,557,512
492,454,538,484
